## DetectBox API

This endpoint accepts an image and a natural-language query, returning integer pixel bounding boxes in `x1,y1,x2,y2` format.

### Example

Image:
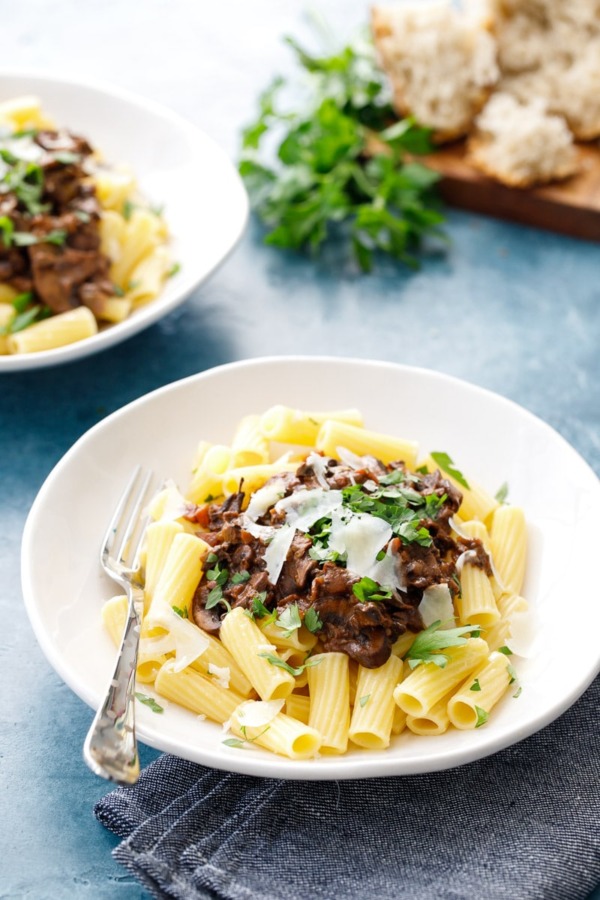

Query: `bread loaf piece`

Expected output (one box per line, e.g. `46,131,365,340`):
468,92,578,187
372,1,498,143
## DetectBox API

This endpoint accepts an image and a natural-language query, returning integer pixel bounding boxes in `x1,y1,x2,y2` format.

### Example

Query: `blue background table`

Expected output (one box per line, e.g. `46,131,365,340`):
2,2,599,897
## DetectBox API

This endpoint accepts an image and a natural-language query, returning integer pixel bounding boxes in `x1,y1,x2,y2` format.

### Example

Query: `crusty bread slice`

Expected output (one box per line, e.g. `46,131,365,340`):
372,1,498,143
468,92,578,187
490,0,600,139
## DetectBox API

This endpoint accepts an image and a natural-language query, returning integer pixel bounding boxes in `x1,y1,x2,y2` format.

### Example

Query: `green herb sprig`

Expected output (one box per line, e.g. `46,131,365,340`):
405,620,481,669
239,33,445,271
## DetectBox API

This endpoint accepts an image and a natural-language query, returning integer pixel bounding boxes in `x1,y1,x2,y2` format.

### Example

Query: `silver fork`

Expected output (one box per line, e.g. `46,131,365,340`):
83,466,156,785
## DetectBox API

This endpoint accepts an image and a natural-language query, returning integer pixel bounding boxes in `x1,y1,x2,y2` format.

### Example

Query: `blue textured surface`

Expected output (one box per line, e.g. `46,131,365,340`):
1,2,599,898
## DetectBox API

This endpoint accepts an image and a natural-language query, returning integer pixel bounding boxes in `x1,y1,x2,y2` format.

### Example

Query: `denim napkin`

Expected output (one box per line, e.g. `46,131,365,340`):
95,676,600,900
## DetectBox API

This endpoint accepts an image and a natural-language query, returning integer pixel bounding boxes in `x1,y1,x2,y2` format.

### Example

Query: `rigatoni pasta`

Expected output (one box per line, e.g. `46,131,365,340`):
0,96,173,356
100,406,530,760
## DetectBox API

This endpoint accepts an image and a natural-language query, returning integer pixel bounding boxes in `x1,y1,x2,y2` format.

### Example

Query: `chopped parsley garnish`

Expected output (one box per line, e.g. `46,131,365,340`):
304,607,323,633
474,706,488,727
470,678,481,692
12,291,34,313
3,159,47,215
205,586,231,613
206,559,229,586
75,209,92,223
498,646,513,656
223,724,271,749
405,620,481,669
53,151,81,165
513,686,522,699
231,570,251,585
276,602,302,637
507,663,517,685
0,303,51,335
246,592,277,625
359,694,371,708
430,452,470,490
341,478,440,547
495,482,509,504
353,576,392,603
43,228,68,246
259,652,322,677
172,605,188,619
167,262,181,278
122,199,136,220
135,693,164,713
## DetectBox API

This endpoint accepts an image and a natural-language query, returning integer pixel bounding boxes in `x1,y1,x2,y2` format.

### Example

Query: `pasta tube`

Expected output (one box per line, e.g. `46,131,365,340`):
349,655,403,749
307,652,350,754
7,307,97,353
259,405,363,445
231,415,270,467
394,638,488,717
490,506,527,595
316,420,418,468
155,660,242,723
448,651,513,729
220,607,295,701
228,702,322,759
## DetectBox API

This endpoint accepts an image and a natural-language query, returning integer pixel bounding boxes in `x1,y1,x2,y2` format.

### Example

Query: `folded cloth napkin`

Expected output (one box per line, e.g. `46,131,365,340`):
95,676,600,900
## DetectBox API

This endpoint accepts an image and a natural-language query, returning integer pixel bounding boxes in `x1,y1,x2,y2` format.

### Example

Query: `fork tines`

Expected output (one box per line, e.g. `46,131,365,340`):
101,466,156,573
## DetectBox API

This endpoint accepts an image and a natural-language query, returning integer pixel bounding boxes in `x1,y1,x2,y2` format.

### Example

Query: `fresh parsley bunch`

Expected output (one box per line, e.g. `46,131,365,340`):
239,35,446,271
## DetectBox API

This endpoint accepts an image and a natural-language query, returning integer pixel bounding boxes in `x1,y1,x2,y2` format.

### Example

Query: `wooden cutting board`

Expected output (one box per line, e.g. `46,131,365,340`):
423,141,600,241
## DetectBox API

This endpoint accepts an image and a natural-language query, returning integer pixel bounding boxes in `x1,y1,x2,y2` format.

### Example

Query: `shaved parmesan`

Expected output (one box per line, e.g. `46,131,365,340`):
418,583,456,628
368,542,406,593
506,608,537,658
455,549,480,574
208,663,231,689
449,516,469,539
305,452,331,490
154,479,198,521
246,477,288,521
329,509,392,580
336,446,365,469
139,632,176,658
243,520,276,541
275,488,343,532
263,523,296,584
145,599,210,672
235,699,285,729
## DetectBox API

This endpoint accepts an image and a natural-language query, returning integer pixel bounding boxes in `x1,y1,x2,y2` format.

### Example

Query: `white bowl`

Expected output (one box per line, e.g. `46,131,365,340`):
0,71,248,371
21,357,600,779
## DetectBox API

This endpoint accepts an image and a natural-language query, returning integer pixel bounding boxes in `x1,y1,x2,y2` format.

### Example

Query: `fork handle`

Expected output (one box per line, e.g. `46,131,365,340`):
83,585,144,784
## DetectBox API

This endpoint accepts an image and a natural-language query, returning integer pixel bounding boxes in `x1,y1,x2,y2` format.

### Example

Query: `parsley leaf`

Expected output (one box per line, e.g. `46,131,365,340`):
469,678,482,692
405,620,481,669
223,724,271,749
359,694,371,708
304,607,323,633
495,482,509,504
430,452,470,490
276,602,302,637
231,570,250,585
498,646,513,656
135,692,164,713
353,576,392,603
259,652,322,677
122,199,136,220
239,31,444,272
172,605,188,619
474,706,489,727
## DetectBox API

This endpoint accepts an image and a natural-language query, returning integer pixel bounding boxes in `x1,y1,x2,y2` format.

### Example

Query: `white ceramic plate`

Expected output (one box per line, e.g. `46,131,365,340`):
0,71,248,371
22,357,600,779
